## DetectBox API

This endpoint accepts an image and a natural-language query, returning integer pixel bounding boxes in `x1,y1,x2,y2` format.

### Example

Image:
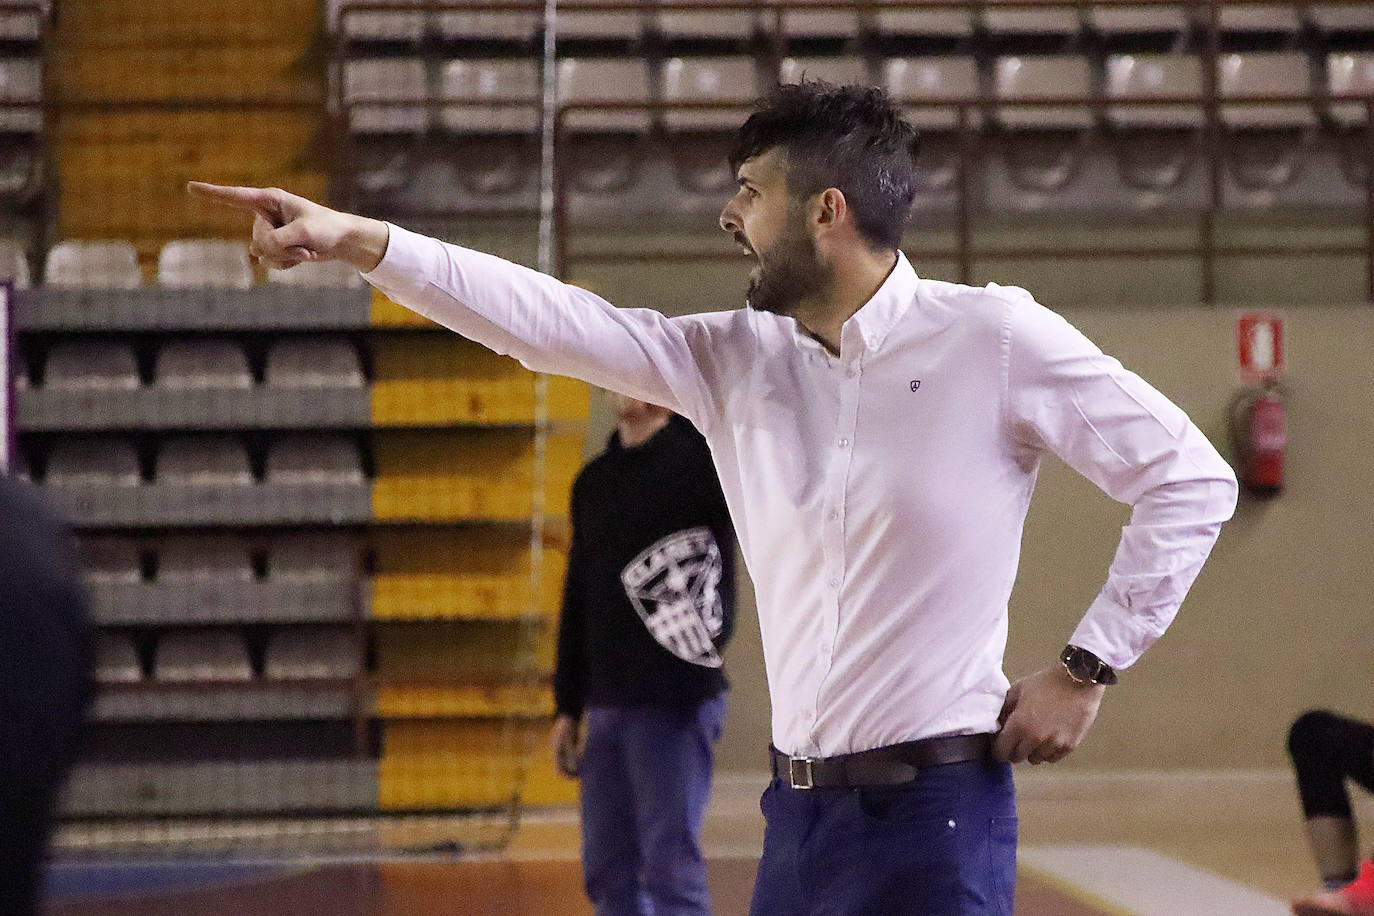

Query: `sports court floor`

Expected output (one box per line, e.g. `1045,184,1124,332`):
44,769,1337,915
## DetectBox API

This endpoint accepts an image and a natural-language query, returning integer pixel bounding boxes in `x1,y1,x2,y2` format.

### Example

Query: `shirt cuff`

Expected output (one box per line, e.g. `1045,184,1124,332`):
359,222,434,294
1068,591,1165,672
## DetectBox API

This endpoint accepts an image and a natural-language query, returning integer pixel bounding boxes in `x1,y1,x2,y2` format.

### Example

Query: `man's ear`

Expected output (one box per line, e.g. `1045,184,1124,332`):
816,187,848,228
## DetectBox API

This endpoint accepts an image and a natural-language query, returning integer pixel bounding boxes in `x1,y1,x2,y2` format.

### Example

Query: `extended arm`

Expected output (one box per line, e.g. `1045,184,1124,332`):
187,183,719,428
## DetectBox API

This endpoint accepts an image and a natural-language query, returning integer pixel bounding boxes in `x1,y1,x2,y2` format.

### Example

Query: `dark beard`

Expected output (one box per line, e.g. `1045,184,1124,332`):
746,221,831,317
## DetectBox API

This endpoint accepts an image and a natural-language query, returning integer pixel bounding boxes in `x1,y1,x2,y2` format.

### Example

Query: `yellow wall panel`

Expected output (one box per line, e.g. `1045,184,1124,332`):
374,684,551,719
371,430,581,521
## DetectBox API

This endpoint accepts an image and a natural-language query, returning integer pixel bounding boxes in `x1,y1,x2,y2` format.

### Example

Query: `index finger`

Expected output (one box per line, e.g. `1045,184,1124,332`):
186,182,278,217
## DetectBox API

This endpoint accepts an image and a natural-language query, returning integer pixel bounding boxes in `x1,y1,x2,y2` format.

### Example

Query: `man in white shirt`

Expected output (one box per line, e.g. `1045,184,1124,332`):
190,79,1237,915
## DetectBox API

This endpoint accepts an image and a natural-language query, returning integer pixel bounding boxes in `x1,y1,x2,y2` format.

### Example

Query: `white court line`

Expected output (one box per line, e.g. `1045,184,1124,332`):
1019,845,1291,916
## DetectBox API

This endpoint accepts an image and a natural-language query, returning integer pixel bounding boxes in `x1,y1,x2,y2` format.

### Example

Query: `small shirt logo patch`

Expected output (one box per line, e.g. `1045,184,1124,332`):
910,380,921,392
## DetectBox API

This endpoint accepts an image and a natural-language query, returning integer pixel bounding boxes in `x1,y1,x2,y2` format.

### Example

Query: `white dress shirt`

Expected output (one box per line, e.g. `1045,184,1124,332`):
364,224,1238,758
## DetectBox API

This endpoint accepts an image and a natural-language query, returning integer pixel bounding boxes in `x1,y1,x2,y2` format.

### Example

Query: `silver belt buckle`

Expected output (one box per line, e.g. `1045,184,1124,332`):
788,756,816,790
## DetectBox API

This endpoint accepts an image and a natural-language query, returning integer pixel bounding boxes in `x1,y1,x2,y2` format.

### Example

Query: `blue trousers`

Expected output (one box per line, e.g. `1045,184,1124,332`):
749,759,1017,916
579,695,727,916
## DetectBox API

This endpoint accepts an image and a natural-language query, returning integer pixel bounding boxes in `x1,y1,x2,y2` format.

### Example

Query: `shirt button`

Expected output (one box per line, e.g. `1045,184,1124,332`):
829,576,841,588
838,438,850,449
828,510,839,521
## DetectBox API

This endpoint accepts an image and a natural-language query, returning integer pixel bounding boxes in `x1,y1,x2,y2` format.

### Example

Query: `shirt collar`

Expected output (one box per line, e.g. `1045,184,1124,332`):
849,250,918,354
788,251,919,357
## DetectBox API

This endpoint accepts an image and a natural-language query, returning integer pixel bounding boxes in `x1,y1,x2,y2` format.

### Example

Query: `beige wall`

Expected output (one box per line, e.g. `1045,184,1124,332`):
570,258,1374,772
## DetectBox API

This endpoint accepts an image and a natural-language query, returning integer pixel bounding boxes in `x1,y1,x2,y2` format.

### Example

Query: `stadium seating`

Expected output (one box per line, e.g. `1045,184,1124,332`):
154,339,253,390
0,57,41,133
1329,52,1374,125
437,58,541,134
1217,52,1316,129
780,56,869,89
872,1,973,39
328,0,423,42
557,58,653,133
344,58,429,134
157,240,254,289
983,0,1080,37
157,536,255,583
46,436,141,487
44,240,142,289
156,436,254,486
268,533,362,582
432,0,539,41
655,0,758,40
662,56,760,132
94,633,143,684
265,435,365,485
264,337,365,389
44,341,140,391
264,628,360,680
154,630,253,682
884,56,980,130
82,537,144,585
0,239,28,287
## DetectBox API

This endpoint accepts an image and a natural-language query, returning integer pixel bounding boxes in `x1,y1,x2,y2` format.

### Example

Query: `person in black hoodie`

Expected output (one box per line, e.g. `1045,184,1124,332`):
552,393,736,916
0,475,93,916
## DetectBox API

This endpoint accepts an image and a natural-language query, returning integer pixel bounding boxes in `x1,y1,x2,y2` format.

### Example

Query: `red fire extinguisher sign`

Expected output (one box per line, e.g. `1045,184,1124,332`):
1236,312,1285,384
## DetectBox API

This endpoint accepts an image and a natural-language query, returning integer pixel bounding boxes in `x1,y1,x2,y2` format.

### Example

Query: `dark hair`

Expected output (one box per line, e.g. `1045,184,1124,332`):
729,80,922,251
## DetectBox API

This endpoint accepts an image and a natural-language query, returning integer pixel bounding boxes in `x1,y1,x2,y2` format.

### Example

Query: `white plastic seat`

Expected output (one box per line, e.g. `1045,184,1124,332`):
263,337,365,389
1219,4,1303,33
655,0,758,39
0,0,46,41
45,437,140,487
0,238,28,287
269,534,361,582
884,56,980,130
779,56,869,90
1088,5,1192,35
44,240,142,290
433,0,538,40
1309,4,1374,32
438,59,540,135
1217,53,1316,129
344,58,428,134
328,0,423,41
1329,53,1374,125
557,59,653,133
82,537,143,585
995,55,1094,129
777,0,860,40
267,260,364,288
157,536,254,583
44,341,140,392
156,436,253,486
0,58,41,132
873,1,973,38
265,435,364,485
94,633,142,683
154,340,252,390
154,631,253,682
157,240,253,290
984,1,1080,36
264,628,359,680
662,57,759,132
1105,53,1205,128
558,0,646,39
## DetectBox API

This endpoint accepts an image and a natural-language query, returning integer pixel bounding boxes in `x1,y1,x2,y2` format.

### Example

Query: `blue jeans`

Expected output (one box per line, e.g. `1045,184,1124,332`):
750,758,1017,916
579,694,727,916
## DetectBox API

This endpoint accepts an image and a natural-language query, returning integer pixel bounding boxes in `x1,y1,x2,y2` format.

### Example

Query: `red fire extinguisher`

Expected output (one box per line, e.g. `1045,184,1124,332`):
1229,379,1285,497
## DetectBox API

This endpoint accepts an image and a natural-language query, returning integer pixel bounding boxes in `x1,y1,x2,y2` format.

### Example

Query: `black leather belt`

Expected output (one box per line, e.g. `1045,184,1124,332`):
769,734,994,790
